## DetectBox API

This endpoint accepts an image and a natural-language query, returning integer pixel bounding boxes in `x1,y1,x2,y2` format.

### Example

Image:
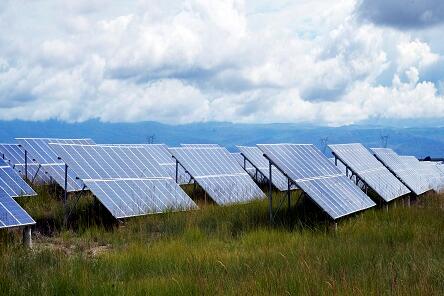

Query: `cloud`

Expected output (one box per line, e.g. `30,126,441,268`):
0,0,443,126
356,0,444,29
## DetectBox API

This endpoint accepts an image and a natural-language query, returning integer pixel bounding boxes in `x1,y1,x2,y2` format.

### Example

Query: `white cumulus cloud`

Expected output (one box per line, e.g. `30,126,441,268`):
0,0,443,126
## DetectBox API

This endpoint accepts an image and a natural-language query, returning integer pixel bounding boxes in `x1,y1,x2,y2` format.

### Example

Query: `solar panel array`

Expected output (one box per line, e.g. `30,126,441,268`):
371,148,430,195
108,144,191,184
181,144,219,148
237,146,296,191
49,143,197,218
0,188,35,229
400,156,444,192
16,138,95,192
170,147,265,205
0,144,51,183
258,144,376,220
0,158,36,197
329,144,410,202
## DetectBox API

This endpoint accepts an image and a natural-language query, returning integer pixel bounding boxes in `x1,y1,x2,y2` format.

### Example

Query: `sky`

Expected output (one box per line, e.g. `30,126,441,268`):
0,0,443,126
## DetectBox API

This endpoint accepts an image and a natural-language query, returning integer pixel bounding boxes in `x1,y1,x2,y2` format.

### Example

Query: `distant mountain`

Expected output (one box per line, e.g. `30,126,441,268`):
0,120,443,158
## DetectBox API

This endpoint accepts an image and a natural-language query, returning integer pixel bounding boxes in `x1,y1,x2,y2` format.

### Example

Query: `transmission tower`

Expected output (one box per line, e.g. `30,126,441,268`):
380,134,389,148
146,134,156,144
320,137,329,154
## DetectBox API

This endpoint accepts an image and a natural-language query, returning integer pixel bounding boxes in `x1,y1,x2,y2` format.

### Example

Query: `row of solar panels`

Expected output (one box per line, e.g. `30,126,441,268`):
1,139,443,230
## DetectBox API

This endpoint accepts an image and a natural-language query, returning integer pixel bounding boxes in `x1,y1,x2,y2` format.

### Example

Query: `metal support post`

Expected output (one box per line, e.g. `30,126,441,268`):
268,161,273,224
24,150,28,181
22,226,32,249
175,160,179,183
287,179,291,210
64,164,68,205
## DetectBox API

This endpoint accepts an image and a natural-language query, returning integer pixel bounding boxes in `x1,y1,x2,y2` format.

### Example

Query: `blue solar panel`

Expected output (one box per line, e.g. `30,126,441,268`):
231,152,256,176
108,144,192,185
49,143,197,218
181,144,219,148
400,156,444,192
371,148,430,195
237,146,296,191
329,143,411,202
16,138,94,191
0,159,36,197
169,147,265,205
0,188,35,229
258,144,376,220
0,143,51,183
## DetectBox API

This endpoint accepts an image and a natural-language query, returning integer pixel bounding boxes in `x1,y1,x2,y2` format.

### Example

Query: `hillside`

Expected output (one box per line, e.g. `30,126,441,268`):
1,187,443,295
1,120,444,158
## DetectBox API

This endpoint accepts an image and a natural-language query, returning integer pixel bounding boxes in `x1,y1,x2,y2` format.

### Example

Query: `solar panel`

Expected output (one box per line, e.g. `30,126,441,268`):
49,143,197,218
0,143,51,183
230,152,256,176
329,143,410,202
258,144,376,220
16,138,95,192
0,158,36,197
181,144,219,148
237,146,296,191
169,147,265,205
400,156,444,192
371,148,431,195
0,188,35,229
107,144,192,185
329,157,348,175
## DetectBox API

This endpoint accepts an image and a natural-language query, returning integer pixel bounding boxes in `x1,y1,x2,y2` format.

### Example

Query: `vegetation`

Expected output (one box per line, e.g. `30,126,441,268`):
1,187,444,295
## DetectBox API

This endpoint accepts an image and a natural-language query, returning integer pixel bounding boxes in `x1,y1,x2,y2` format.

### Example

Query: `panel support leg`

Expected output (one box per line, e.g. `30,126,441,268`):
64,164,68,205
63,164,68,227
268,161,273,224
287,179,291,210
22,226,32,249
24,150,28,181
175,160,179,183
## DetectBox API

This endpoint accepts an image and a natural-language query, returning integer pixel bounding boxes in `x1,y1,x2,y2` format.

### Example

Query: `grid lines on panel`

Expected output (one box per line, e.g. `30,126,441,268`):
0,188,35,229
258,144,376,220
16,138,94,191
371,148,430,195
49,144,197,218
0,143,51,183
237,146,295,191
170,147,265,205
0,158,36,197
328,143,410,202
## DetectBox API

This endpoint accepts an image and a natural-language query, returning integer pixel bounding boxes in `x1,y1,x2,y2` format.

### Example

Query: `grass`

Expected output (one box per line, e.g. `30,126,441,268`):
1,187,444,295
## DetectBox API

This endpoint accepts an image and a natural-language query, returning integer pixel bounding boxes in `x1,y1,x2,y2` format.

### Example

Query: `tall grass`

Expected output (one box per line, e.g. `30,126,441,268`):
0,191,443,295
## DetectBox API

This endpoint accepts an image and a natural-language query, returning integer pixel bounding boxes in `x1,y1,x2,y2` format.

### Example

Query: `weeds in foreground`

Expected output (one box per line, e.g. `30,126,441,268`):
0,191,443,295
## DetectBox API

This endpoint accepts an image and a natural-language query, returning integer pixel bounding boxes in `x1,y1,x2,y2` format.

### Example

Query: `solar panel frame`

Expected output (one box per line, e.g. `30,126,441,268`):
328,143,411,202
237,146,297,191
0,188,35,229
180,144,220,148
230,152,256,176
49,143,197,218
106,144,192,185
400,156,444,192
371,148,431,195
258,144,376,220
0,159,36,197
16,138,95,192
169,147,266,205
0,143,51,183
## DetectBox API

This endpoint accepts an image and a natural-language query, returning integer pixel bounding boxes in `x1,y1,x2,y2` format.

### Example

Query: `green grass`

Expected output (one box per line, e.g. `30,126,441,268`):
1,189,444,295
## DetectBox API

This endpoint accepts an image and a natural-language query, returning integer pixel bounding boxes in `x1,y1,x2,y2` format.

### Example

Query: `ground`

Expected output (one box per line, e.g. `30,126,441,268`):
1,187,443,295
